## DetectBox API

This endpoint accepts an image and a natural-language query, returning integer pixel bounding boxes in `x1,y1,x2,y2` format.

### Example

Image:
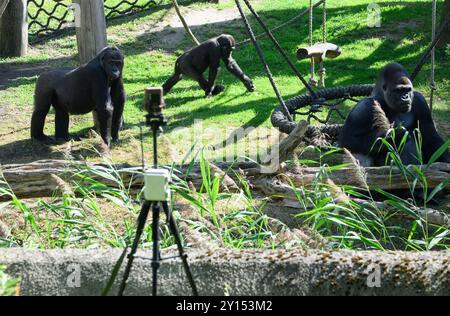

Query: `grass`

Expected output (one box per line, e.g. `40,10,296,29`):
0,0,449,166
293,132,450,251
0,265,20,296
0,161,177,249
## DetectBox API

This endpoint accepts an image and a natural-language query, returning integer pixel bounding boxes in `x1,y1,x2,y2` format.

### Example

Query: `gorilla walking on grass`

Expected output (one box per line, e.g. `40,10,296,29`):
31,46,125,147
340,62,450,166
162,34,255,97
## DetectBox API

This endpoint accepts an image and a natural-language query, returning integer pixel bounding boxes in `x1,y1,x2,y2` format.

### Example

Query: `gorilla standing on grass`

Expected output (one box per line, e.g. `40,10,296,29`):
162,34,255,97
31,46,125,147
340,63,449,166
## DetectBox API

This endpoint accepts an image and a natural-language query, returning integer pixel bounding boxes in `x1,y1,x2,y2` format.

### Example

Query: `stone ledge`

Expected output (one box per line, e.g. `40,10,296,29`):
1,248,449,296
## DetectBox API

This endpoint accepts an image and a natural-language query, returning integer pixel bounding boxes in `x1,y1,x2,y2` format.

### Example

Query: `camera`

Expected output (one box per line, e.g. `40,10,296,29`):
144,87,168,128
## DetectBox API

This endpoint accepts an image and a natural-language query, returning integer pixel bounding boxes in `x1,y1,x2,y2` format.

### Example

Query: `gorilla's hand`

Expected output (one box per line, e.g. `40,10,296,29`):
243,76,255,92
205,85,225,98
212,85,225,96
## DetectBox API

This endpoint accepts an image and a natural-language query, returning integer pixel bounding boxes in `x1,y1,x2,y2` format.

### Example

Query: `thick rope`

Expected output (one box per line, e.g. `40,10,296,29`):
271,84,374,134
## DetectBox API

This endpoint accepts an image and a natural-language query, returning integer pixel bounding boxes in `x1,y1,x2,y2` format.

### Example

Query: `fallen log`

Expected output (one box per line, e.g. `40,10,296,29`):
1,160,449,201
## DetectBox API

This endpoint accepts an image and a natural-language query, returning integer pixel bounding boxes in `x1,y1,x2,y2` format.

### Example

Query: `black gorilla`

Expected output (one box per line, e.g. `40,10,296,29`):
31,46,125,146
162,34,255,97
340,63,449,166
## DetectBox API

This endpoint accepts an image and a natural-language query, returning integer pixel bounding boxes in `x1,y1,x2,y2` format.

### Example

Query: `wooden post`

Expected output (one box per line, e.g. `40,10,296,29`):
0,0,27,57
73,0,107,65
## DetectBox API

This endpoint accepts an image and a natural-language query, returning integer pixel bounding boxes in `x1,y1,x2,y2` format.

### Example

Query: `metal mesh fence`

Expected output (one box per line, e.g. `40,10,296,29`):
27,0,161,40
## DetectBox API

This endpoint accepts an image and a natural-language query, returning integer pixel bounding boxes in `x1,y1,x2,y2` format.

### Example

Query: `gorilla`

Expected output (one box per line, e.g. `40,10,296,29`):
31,46,125,147
162,34,255,97
340,63,449,166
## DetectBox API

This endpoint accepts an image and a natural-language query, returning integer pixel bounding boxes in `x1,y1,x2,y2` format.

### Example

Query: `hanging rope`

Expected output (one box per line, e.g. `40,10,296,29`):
234,0,293,121
172,0,200,45
429,0,437,111
236,0,326,47
308,0,318,87
241,0,318,98
318,0,327,87
410,10,450,81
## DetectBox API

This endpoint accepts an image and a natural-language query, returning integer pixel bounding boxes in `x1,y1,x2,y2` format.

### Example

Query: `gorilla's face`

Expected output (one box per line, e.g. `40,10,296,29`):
101,47,124,81
383,76,414,113
217,34,236,59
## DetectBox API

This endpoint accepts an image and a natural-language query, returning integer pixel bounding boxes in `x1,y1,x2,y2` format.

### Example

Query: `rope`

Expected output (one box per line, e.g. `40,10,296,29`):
410,10,450,81
234,0,293,122
236,0,326,47
271,84,374,134
308,0,317,87
172,0,200,45
241,0,318,98
429,0,437,111
318,0,327,87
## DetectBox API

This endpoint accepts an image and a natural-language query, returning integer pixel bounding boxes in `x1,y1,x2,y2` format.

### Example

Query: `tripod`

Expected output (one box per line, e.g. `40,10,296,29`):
103,111,198,296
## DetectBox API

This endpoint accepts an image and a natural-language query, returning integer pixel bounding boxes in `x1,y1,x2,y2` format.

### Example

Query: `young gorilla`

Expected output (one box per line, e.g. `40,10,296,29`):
340,63,450,166
162,34,255,97
31,46,125,147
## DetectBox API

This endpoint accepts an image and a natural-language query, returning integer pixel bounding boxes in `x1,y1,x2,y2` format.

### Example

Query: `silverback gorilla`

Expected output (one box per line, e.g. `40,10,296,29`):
162,34,255,97
340,63,449,166
31,46,125,146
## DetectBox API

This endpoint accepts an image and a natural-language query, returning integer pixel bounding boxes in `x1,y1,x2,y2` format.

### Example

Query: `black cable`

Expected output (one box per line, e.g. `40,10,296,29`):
235,0,293,122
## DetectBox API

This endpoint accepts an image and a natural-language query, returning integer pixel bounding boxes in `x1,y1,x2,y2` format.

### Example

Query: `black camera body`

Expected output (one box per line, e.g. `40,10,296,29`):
144,87,168,130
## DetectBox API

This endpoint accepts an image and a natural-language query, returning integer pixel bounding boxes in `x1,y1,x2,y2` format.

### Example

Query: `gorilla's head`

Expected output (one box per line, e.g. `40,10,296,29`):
217,34,236,59
380,63,414,113
98,46,124,81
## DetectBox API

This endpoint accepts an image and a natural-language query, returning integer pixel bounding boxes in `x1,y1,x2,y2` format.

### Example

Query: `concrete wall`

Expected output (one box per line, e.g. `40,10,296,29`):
1,248,449,296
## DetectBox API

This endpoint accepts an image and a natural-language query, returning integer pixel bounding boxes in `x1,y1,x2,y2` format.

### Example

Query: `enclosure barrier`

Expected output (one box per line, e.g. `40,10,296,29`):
27,0,160,40
1,248,449,295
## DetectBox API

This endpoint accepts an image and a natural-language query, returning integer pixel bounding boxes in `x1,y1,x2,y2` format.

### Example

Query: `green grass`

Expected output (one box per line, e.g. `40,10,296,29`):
0,265,20,296
0,0,449,166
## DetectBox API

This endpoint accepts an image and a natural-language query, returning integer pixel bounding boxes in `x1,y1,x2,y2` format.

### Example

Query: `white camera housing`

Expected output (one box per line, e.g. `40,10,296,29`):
143,168,171,202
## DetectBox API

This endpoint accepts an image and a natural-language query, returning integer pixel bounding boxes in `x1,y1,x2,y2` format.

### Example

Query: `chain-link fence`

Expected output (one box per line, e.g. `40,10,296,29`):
27,0,161,41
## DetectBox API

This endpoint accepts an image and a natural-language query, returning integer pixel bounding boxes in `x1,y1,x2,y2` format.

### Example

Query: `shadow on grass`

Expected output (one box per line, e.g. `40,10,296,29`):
1,0,448,160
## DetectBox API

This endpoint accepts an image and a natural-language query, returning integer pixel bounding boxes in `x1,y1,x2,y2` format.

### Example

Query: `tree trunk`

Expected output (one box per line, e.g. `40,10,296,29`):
0,0,27,57
1,160,449,201
438,0,450,47
73,0,107,65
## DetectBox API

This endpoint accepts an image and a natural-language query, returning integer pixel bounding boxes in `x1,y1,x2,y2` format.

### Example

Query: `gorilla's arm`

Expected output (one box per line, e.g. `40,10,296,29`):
223,56,254,92
207,52,221,95
110,78,125,142
413,92,450,163
340,98,390,159
92,79,112,146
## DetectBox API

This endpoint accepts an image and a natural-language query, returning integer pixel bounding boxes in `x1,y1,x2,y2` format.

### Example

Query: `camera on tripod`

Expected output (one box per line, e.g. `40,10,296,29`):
103,86,198,297
143,87,170,202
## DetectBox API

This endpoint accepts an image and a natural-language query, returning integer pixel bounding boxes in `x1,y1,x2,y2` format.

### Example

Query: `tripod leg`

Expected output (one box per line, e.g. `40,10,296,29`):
151,203,161,296
162,202,199,296
118,201,151,296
